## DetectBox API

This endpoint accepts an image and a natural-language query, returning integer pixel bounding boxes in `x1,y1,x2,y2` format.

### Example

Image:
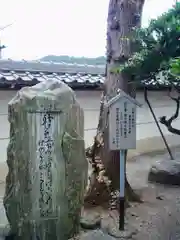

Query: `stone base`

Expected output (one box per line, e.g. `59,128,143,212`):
148,159,180,185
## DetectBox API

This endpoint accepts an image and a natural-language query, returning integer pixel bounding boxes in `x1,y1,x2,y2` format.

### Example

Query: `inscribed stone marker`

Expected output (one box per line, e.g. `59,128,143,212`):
4,80,88,240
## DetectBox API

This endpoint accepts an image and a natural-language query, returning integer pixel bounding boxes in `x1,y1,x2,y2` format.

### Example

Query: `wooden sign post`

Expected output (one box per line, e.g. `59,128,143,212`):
106,90,142,231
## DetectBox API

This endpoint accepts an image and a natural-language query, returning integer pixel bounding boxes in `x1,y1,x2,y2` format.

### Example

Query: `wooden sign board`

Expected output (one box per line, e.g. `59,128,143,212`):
107,91,142,150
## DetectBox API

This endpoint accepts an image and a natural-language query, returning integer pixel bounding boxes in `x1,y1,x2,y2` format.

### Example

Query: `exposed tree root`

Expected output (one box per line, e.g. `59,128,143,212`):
84,137,142,210
84,174,111,208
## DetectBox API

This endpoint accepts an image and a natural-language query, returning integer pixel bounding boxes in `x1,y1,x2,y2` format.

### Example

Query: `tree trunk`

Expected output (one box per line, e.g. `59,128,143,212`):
85,0,145,207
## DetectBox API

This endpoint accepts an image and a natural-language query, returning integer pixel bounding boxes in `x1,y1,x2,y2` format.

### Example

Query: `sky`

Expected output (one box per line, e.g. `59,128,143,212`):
0,0,176,60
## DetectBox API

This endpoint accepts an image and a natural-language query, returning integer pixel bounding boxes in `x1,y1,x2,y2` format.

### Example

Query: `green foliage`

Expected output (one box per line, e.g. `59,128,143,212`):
40,55,106,65
120,2,180,83
170,57,180,78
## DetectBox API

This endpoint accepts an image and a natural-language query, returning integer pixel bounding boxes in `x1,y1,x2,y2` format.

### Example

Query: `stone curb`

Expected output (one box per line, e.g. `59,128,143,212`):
127,134,180,160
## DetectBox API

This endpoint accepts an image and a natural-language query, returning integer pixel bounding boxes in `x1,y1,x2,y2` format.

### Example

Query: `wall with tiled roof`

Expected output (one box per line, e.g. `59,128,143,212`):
0,59,105,89
0,59,175,90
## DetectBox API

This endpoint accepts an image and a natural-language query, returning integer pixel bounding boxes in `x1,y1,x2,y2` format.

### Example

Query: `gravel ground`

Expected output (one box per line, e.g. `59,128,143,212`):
127,185,180,240
125,148,180,239
80,148,180,239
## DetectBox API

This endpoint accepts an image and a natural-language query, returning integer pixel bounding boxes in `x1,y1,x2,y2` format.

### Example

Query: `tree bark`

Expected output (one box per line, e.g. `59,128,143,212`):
84,0,145,207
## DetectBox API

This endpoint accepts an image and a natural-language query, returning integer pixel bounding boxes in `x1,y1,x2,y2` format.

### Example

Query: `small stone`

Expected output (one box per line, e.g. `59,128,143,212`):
148,159,180,185
131,212,138,217
80,211,101,230
156,195,164,200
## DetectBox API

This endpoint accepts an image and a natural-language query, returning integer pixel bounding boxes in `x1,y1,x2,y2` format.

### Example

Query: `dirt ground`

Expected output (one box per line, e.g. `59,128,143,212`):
79,148,180,239
1,148,180,239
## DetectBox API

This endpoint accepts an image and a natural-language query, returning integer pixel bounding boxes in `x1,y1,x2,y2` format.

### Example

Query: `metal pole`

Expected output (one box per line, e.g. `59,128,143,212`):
119,149,125,230
144,87,174,160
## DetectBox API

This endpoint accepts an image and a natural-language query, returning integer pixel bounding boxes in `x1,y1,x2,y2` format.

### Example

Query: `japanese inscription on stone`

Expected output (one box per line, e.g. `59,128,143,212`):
109,99,137,150
28,108,58,218
37,112,54,217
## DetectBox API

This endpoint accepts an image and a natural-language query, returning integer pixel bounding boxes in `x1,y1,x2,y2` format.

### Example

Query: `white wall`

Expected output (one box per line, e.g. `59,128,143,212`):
0,89,180,163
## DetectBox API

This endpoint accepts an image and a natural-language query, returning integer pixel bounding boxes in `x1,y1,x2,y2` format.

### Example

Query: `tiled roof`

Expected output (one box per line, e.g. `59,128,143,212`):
0,59,105,89
0,59,175,90
0,70,105,88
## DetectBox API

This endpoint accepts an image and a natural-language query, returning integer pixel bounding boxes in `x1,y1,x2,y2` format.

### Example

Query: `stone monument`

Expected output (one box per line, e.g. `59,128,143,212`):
4,80,88,239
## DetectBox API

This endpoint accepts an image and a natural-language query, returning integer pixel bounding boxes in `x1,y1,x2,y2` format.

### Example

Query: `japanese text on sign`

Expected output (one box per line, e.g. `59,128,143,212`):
109,99,137,150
